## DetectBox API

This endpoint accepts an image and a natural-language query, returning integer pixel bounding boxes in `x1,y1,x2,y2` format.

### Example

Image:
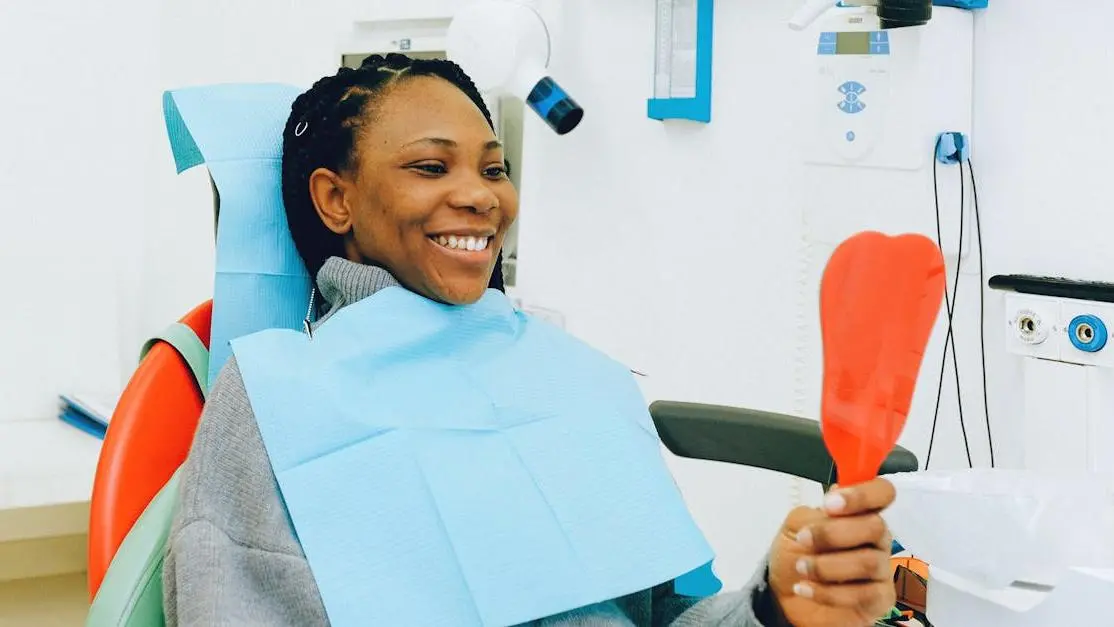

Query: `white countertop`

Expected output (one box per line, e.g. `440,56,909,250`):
0,419,103,542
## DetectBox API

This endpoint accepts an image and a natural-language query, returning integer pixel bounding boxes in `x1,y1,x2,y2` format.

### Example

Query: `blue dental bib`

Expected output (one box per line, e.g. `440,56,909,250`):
232,286,713,627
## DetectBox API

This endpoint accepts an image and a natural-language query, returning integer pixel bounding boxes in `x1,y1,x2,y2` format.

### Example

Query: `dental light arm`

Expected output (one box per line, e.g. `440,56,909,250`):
447,0,583,135
790,0,932,31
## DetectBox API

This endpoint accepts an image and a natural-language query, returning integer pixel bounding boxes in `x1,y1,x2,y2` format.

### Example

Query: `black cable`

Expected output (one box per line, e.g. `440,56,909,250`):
952,160,974,467
926,140,973,469
925,147,950,469
967,158,995,467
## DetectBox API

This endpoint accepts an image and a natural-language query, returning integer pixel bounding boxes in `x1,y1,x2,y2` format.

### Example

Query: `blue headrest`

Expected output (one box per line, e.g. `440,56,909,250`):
162,83,311,386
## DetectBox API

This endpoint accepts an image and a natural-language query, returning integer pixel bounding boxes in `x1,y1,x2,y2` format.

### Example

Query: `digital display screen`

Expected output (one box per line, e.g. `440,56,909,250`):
835,32,871,55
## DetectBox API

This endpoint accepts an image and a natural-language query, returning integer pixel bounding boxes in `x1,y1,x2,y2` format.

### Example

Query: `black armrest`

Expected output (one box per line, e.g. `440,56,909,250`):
649,401,918,489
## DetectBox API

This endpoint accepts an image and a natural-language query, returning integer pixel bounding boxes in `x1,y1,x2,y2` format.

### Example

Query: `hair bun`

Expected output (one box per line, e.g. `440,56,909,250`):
359,52,414,72
359,54,388,70
383,53,412,69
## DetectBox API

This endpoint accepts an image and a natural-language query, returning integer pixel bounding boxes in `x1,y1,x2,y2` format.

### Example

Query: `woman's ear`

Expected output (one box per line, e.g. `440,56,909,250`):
308,167,353,235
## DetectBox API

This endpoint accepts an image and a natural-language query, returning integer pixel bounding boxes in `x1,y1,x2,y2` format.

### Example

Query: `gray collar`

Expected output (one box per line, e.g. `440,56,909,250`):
314,256,401,325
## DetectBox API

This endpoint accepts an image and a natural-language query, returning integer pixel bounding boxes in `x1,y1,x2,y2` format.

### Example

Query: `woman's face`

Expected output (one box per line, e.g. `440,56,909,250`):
309,75,518,305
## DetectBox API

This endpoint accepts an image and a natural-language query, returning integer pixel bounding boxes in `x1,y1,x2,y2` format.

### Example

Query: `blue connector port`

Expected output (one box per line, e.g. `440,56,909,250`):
1068,314,1108,353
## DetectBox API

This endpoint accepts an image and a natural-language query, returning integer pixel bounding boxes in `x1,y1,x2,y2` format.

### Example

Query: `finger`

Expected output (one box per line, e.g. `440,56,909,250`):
823,478,896,517
792,580,896,621
782,505,827,538
797,548,890,584
800,514,889,553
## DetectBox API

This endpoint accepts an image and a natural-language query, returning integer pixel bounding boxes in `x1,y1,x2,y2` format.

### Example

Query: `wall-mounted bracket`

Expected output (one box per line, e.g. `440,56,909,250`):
647,0,715,123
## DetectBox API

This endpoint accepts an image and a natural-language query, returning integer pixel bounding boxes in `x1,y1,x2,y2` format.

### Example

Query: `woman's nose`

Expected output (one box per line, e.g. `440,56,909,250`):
450,178,499,214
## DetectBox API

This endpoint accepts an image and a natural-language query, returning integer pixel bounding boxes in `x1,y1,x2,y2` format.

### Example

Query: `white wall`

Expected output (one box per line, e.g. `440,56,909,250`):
4,0,1113,593
0,1,159,422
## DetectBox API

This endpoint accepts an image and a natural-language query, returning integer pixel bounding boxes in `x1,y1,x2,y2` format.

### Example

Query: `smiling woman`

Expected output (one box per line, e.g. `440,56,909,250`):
280,54,517,305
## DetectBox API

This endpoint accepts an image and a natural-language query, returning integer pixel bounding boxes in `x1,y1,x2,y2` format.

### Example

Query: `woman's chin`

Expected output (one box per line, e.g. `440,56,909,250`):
424,279,491,306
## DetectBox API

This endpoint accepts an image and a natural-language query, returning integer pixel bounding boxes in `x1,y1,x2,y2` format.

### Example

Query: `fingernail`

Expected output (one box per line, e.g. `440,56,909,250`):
793,582,814,598
795,558,810,577
796,528,813,548
824,491,847,513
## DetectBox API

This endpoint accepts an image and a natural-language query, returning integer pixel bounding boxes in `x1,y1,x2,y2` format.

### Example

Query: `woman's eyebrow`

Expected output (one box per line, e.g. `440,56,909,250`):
402,137,504,151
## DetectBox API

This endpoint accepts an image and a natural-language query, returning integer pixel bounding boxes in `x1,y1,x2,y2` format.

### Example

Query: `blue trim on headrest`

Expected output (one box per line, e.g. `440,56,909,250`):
163,92,205,174
162,83,313,385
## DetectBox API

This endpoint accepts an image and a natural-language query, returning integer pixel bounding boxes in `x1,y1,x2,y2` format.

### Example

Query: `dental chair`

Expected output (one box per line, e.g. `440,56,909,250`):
86,301,211,625
84,83,919,626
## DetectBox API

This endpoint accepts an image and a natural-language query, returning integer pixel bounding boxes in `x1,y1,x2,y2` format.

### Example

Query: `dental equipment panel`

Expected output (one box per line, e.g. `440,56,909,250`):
447,0,584,135
991,276,1114,478
800,6,972,171
795,6,973,256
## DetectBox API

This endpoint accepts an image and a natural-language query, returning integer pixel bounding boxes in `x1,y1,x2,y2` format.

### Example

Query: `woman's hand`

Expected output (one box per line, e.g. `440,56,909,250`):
765,478,897,627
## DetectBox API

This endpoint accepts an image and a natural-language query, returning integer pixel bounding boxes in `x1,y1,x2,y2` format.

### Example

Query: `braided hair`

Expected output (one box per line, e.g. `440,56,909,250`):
281,53,506,290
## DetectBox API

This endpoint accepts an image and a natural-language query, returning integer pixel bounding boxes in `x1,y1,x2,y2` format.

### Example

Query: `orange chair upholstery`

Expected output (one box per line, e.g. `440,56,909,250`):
87,300,213,600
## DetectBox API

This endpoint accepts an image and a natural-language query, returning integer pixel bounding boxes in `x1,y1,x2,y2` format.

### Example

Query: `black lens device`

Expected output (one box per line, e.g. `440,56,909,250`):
877,0,932,29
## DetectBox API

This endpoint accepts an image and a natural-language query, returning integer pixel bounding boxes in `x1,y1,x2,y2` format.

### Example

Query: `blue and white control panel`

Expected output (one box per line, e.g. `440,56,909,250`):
813,29,891,163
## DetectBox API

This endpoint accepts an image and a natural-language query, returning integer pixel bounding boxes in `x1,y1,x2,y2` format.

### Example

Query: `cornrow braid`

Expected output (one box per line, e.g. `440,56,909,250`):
280,53,506,290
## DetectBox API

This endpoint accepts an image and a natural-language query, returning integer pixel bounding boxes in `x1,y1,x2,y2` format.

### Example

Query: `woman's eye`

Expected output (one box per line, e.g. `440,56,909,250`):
412,163,447,175
484,166,508,179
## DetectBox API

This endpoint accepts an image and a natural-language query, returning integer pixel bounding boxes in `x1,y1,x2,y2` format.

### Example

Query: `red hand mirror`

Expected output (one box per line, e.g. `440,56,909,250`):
819,231,946,486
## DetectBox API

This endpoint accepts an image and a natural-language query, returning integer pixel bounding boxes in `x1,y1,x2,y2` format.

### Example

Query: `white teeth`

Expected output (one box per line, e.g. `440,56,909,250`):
433,235,489,251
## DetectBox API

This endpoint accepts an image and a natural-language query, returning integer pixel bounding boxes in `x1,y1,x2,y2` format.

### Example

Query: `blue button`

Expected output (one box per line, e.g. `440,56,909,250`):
818,43,836,55
838,100,866,114
839,81,866,95
846,131,856,142
820,32,837,43
845,92,860,103
870,43,890,55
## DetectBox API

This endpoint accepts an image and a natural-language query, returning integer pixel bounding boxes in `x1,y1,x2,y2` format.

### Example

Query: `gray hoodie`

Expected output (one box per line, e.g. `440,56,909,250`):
162,256,773,626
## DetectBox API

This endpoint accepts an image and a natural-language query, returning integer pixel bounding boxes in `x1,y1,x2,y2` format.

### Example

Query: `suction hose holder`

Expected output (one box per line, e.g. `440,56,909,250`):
935,131,969,165
448,0,584,135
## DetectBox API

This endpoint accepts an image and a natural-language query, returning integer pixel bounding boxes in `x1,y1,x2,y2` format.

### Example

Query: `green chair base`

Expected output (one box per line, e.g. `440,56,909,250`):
86,472,178,627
